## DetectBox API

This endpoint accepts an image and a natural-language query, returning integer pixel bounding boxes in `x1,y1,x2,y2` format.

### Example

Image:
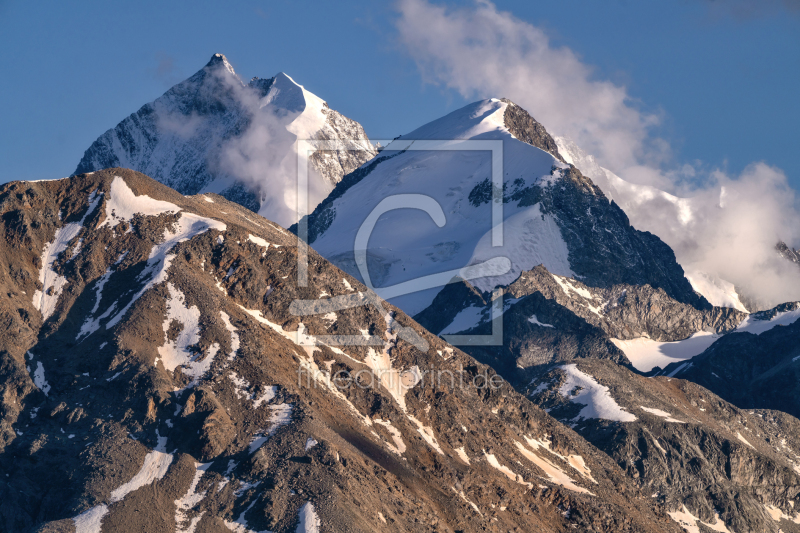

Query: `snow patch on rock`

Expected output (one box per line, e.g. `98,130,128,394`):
527,315,554,328
736,307,800,335
99,176,180,230
175,462,212,533
295,501,321,533
558,364,636,423
34,190,101,320
639,406,685,423
667,505,733,533
158,283,215,388
248,403,293,453
483,451,532,489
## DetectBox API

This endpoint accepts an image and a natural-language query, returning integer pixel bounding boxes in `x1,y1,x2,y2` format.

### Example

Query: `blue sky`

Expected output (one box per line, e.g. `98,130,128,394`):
0,0,798,191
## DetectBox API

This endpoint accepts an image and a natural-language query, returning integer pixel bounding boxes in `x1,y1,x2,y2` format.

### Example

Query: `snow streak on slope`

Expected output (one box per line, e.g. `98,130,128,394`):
33,190,101,320
247,403,293,453
295,502,321,533
512,440,593,495
684,270,748,313
439,305,484,335
32,361,50,396
157,283,218,389
100,179,225,329
639,407,685,424
73,442,174,533
667,505,733,533
99,176,179,230
736,307,800,335
175,462,211,533
311,99,573,315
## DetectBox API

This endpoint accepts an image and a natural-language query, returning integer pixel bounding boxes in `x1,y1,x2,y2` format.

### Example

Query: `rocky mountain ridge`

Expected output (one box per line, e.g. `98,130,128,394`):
0,169,684,533
662,303,800,420
15,61,800,533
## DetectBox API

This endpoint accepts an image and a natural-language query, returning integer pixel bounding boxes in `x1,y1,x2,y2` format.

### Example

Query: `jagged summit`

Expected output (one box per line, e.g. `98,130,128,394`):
263,71,318,114
499,97,565,163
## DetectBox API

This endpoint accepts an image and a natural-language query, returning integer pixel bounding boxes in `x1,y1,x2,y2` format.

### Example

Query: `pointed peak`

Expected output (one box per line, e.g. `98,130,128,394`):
205,53,236,76
273,71,301,86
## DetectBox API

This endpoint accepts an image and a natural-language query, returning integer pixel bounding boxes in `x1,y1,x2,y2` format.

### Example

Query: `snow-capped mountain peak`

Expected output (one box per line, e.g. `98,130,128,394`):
264,72,317,113
397,98,509,140
207,52,237,76
304,98,702,316
264,72,328,139
75,54,376,227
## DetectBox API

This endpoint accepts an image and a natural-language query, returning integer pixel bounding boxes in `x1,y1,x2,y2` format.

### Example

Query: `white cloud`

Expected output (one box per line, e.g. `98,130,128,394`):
396,0,800,309
208,69,332,228
395,0,665,183
604,162,800,309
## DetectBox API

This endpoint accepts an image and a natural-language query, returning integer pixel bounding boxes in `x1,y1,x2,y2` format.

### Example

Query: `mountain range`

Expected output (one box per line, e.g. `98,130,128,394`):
2,53,799,533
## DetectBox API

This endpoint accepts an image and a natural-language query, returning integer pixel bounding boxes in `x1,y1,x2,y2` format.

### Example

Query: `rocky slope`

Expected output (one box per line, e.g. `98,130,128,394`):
75,54,376,225
526,359,800,533
503,266,745,343
413,264,750,381
0,169,683,533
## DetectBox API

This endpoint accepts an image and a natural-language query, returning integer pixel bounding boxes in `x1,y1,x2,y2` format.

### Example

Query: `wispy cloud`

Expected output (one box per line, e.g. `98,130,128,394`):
151,52,186,87
701,0,800,21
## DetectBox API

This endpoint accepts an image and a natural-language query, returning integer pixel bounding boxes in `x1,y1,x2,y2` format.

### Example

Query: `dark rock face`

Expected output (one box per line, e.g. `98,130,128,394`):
778,241,800,266
413,263,744,389
527,359,800,533
501,99,566,163
664,304,800,419
509,166,707,309
413,279,629,387
412,277,488,337
0,170,682,533
465,291,629,385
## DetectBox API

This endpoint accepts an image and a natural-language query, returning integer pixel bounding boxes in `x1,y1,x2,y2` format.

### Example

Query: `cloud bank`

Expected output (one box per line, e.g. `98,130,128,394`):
395,0,800,310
